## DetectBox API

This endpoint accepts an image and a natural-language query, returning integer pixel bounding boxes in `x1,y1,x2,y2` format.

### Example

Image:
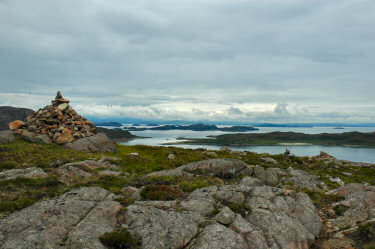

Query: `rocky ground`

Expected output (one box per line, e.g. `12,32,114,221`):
0,137,374,248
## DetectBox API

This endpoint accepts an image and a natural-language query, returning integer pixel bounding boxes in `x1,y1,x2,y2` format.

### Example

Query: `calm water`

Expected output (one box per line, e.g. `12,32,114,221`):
120,126,375,163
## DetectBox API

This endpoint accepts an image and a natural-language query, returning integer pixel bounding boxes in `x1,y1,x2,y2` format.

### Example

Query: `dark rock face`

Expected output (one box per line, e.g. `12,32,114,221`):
0,106,33,131
0,187,121,249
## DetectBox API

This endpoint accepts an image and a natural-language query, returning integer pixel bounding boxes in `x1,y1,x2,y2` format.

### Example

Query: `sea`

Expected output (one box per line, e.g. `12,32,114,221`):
115,125,375,163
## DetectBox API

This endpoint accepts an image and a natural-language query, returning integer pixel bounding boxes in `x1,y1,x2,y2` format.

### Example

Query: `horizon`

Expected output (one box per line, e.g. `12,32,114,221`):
1,0,374,123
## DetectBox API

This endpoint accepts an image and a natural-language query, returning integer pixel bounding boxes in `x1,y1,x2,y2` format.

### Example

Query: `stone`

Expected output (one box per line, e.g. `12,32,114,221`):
167,153,176,160
0,187,121,249
143,168,194,179
0,167,48,181
0,130,15,144
8,120,25,130
56,165,92,183
56,134,75,144
260,157,278,164
202,151,218,157
98,170,121,176
342,172,353,177
57,103,68,111
64,133,118,153
286,167,328,191
214,206,236,225
128,152,139,157
329,176,345,186
180,158,253,179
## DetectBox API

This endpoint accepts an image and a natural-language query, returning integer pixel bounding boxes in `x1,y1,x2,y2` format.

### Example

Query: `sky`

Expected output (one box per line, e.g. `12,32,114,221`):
0,0,374,123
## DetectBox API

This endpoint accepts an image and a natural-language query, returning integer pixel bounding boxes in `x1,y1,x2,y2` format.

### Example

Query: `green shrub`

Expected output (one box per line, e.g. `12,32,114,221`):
228,203,251,216
140,185,183,201
178,177,223,193
333,204,350,216
99,228,140,249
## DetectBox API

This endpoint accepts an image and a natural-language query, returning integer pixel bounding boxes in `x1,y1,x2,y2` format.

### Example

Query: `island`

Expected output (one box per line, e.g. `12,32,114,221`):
123,123,258,132
174,131,375,147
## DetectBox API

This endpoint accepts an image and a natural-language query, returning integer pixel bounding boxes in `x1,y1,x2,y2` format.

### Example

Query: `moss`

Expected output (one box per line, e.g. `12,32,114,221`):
210,208,220,217
99,228,141,249
178,177,224,193
115,197,135,206
228,203,251,216
140,185,183,201
333,204,350,216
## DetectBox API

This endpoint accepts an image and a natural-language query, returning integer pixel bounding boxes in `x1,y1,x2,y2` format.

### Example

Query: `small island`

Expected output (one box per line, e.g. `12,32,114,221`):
174,131,375,147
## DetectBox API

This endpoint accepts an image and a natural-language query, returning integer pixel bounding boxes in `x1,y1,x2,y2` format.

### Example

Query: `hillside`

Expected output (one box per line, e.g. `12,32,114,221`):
0,106,33,131
0,137,374,248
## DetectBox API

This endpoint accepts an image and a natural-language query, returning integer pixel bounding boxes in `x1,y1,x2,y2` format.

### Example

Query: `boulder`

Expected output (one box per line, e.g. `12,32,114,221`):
286,167,328,191
8,120,25,130
0,187,121,249
0,130,15,144
260,157,278,164
63,133,118,153
17,130,52,144
0,167,48,181
180,158,253,179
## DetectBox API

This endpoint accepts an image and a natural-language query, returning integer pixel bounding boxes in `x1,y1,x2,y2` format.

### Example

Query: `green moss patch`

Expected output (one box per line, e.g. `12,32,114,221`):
140,185,183,201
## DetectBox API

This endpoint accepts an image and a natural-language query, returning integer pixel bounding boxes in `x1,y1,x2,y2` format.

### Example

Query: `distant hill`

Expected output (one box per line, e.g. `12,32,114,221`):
0,106,34,131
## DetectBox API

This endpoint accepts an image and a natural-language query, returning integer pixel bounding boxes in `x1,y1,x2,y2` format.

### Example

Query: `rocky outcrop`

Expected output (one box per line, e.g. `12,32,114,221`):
0,167,48,181
285,167,328,191
326,183,375,233
0,187,121,249
0,106,33,131
0,130,15,144
124,178,322,249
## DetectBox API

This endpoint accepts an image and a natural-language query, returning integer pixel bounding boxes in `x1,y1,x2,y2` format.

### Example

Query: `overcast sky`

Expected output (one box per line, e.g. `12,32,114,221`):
0,0,374,123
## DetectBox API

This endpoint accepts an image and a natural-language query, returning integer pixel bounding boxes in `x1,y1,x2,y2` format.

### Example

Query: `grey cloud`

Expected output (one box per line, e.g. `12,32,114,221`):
0,0,374,122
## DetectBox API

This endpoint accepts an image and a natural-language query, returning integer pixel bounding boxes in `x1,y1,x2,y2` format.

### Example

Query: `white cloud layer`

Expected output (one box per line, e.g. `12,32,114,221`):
0,0,374,122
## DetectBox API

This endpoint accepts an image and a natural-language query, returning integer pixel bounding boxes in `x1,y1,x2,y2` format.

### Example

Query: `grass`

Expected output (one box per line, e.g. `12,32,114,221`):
140,185,183,201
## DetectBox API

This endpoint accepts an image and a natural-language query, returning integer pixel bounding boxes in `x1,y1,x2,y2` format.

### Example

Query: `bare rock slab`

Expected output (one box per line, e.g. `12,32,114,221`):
0,167,48,181
0,187,121,249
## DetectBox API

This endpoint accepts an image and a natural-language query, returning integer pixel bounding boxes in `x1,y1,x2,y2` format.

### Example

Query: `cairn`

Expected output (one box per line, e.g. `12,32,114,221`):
11,91,98,144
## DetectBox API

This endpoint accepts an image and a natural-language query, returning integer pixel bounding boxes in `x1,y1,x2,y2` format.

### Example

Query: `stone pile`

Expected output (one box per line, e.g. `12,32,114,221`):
10,91,98,145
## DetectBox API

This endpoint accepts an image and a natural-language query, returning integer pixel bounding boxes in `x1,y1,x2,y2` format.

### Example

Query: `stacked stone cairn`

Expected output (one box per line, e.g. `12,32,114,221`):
10,91,98,144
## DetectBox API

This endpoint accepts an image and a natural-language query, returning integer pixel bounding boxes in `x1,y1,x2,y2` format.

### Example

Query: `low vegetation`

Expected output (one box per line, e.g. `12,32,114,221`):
99,228,141,249
178,131,375,147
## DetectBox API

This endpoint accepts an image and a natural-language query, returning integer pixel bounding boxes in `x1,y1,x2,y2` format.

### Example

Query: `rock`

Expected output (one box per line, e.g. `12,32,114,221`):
143,168,194,179
342,172,353,177
98,170,121,176
56,164,92,183
0,167,48,181
0,130,15,144
180,158,253,179
125,204,205,249
17,130,52,144
214,206,236,225
56,134,75,144
64,133,118,153
121,186,138,197
260,157,278,164
0,187,121,249
57,103,68,111
219,146,232,152
190,223,249,249
202,151,218,157
8,120,25,130
329,176,345,186
252,166,279,186
326,183,375,232
128,152,139,157
167,153,176,160
240,176,263,187
286,167,328,191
